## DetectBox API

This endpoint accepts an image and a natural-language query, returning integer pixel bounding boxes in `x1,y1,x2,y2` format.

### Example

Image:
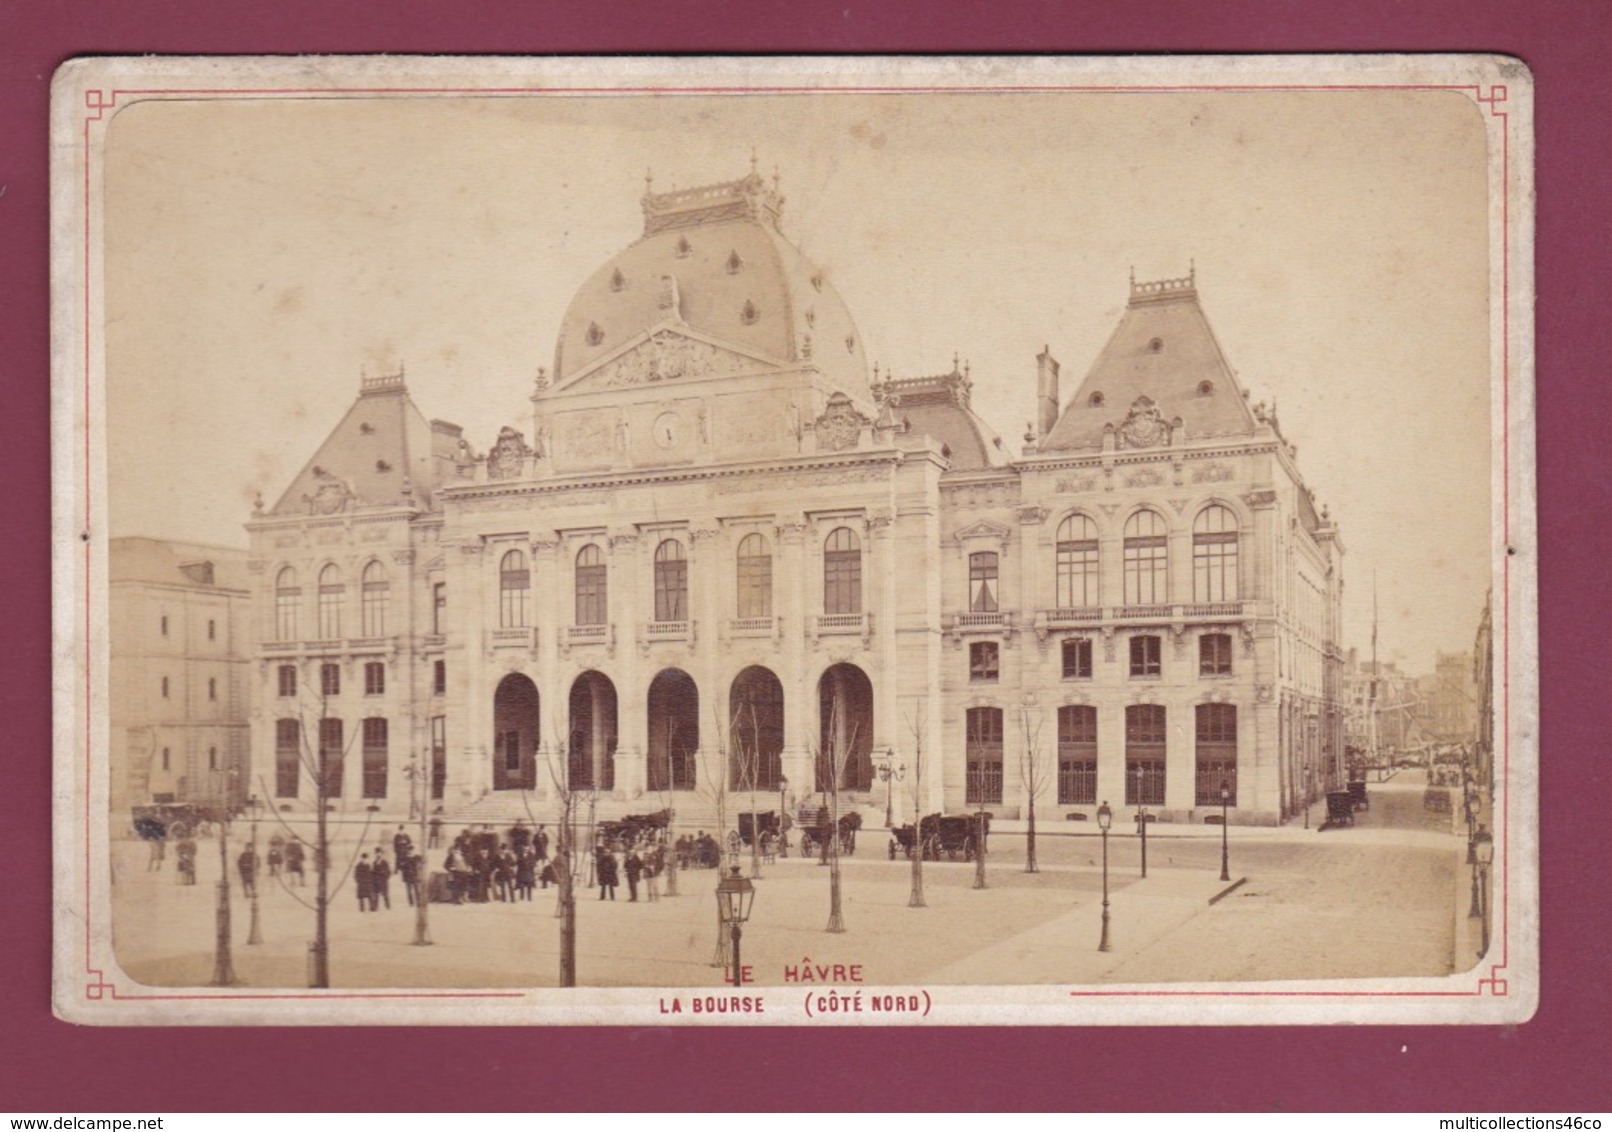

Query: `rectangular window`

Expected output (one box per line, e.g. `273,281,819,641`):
275,720,300,798
1195,703,1238,806
434,659,446,696
318,717,344,799
277,665,297,698
1129,634,1162,677
160,676,169,699
362,717,388,799
276,585,300,642
208,619,216,641
432,582,446,636
161,747,171,772
969,641,1000,683
320,663,340,698
1124,537,1168,604
968,552,999,613
965,707,1004,805
430,715,447,800
1062,637,1093,680
364,661,385,696
654,557,688,621
160,614,168,637
208,678,217,701
1057,705,1098,805
1125,704,1167,806
1200,633,1233,676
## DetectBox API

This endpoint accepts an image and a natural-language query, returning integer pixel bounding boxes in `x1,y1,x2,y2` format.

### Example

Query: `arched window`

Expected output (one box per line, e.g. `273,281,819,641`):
965,707,1004,805
362,717,388,799
1195,703,1238,805
1123,510,1169,605
1193,504,1240,602
360,560,389,637
969,552,999,613
654,539,688,622
1058,705,1097,804
736,533,773,620
1056,514,1099,608
317,564,344,639
499,549,530,628
275,719,300,798
1125,704,1167,806
823,527,862,616
275,567,300,642
575,544,607,626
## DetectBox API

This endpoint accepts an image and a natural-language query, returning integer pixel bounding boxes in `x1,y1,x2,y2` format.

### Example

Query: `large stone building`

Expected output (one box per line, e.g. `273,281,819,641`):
110,537,253,817
246,169,1345,829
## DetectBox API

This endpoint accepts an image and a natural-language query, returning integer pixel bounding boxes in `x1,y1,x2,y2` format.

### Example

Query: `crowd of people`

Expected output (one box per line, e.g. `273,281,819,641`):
142,817,782,911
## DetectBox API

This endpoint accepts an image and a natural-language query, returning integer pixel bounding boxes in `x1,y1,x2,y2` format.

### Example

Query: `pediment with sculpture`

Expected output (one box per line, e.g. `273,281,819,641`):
557,326,782,393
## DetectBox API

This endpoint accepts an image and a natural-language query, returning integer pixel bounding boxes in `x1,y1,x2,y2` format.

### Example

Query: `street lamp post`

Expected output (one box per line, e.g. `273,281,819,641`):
877,750,905,829
715,865,756,986
403,754,432,947
210,769,237,987
1219,780,1232,883
1132,765,1148,879
1096,800,1112,953
777,775,788,858
246,794,263,946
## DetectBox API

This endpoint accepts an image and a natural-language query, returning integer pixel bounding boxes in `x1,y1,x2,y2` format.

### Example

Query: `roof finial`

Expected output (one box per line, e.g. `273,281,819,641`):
1189,258,1196,283
750,146,759,176
772,165,781,193
645,167,654,194
952,351,960,373
1129,265,1136,287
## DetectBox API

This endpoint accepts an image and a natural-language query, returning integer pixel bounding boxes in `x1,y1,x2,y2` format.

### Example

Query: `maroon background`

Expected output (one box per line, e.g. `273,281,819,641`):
2,0,1604,1113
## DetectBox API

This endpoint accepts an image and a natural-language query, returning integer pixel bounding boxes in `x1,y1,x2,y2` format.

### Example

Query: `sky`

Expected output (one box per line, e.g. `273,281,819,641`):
101,81,1497,675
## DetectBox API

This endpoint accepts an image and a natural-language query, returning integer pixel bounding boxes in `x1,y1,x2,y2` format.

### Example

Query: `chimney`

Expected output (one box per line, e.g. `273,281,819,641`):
1035,346,1060,440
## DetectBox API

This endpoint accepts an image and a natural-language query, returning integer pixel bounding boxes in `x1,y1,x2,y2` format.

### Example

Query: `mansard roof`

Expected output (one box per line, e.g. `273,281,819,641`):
875,362,1008,470
268,371,458,517
1038,271,1260,453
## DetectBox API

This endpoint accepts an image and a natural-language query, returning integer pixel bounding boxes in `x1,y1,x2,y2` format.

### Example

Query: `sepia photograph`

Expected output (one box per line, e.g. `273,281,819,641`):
51,54,1536,1025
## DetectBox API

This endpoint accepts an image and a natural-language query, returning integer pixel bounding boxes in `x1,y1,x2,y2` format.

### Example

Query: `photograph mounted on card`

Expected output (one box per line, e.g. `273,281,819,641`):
50,54,1536,1025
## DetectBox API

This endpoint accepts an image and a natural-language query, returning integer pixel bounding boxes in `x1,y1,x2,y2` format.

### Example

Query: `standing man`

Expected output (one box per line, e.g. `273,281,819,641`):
372,849,392,911
355,853,374,913
236,841,258,899
596,847,619,901
393,825,412,872
624,849,643,903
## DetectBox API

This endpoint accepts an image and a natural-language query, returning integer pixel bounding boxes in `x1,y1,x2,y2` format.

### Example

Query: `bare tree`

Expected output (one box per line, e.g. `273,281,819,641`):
731,701,765,879
903,700,928,909
807,697,857,934
256,678,373,987
652,714,681,898
699,704,738,968
1019,704,1051,874
539,731,579,988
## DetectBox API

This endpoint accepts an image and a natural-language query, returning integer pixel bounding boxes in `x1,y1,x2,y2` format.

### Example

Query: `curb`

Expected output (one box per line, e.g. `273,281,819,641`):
1208,876,1248,905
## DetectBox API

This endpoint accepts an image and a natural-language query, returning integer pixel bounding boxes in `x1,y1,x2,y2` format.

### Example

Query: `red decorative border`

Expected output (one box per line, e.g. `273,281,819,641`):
75,78,1519,1009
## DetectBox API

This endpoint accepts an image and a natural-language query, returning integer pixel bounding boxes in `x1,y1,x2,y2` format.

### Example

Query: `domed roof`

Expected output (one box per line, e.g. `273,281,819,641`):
552,170,869,399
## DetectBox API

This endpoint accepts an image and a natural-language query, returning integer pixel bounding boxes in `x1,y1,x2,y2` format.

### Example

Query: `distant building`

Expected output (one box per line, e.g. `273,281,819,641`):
110,537,252,817
246,169,1344,827
1424,650,1479,744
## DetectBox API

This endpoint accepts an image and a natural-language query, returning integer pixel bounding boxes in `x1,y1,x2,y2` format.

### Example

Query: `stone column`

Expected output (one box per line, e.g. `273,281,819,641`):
778,520,812,803
611,531,644,800
532,537,562,798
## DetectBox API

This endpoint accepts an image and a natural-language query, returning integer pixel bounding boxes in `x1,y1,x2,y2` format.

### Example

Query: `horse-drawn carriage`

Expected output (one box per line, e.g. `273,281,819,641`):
890,812,991,861
597,809,672,849
797,807,861,857
1323,790,1356,828
131,800,216,842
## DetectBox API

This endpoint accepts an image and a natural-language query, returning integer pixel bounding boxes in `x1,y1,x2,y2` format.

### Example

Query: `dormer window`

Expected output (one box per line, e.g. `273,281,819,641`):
586,322,604,346
1197,380,1215,396
1088,392,1105,408
740,300,758,325
810,271,824,292
726,250,744,274
845,333,857,353
1149,337,1164,353
609,267,627,292
675,235,692,258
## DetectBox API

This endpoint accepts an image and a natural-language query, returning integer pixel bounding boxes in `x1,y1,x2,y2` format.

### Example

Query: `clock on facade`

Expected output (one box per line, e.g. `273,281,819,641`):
653,411,682,449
